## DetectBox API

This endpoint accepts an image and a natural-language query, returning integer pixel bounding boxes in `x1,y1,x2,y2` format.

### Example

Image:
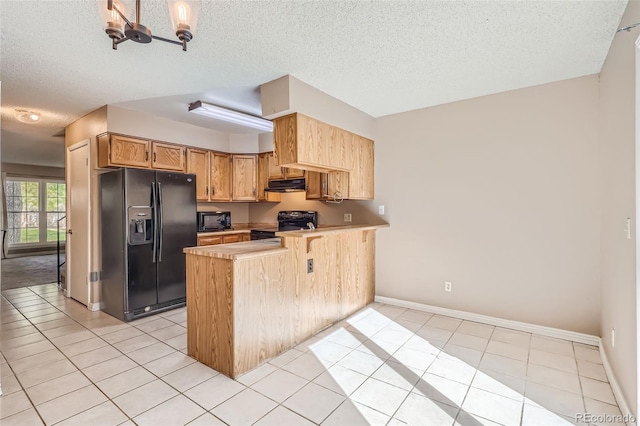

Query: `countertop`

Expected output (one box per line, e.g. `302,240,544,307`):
184,238,287,260
197,223,276,237
276,223,389,238
189,224,389,259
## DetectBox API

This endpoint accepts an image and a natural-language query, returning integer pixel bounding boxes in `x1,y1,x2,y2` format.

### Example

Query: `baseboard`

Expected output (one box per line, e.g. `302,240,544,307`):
374,296,600,346
599,340,637,426
375,296,636,423
87,301,103,312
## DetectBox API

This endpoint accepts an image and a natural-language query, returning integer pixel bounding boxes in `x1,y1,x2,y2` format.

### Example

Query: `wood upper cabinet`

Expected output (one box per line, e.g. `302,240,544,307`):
258,153,281,202
273,113,349,172
98,134,150,169
305,170,348,201
152,142,185,172
210,152,232,201
232,155,257,201
268,151,285,180
305,171,322,200
348,137,374,199
325,171,349,200
186,148,210,201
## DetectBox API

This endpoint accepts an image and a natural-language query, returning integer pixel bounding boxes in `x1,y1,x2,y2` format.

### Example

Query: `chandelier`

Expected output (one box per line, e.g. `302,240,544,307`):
98,0,200,51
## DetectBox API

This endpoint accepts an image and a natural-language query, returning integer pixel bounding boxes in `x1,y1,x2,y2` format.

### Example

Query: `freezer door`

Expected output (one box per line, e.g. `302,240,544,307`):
155,172,197,303
124,169,158,311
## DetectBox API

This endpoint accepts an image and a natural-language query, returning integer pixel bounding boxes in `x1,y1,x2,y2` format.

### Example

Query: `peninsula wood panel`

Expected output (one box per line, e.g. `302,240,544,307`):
187,148,210,201
233,253,293,375
210,152,231,201
152,142,185,172
186,255,235,377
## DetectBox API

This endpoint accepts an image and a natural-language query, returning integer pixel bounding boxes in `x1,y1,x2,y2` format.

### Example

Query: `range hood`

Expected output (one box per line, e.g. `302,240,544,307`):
265,178,306,193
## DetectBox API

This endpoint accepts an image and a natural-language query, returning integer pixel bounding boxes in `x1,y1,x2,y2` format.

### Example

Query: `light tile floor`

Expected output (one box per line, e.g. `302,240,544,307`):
0,284,626,425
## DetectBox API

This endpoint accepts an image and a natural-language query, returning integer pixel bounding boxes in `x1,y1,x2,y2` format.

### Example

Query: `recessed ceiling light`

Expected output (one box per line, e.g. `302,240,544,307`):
15,109,40,124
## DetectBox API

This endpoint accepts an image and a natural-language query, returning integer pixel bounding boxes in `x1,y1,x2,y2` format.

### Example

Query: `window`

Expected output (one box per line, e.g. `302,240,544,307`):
6,178,66,246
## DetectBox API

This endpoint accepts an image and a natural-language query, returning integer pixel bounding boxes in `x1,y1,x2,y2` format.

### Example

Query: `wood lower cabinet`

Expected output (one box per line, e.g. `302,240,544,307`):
186,148,210,201
152,142,185,172
98,134,150,169
186,227,379,378
197,232,250,246
232,155,257,201
211,153,232,201
197,235,222,246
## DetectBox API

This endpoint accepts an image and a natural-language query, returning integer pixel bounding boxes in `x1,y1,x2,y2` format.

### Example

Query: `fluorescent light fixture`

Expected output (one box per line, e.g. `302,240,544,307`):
188,101,273,132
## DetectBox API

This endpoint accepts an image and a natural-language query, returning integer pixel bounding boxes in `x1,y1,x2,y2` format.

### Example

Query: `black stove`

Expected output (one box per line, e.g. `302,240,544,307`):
250,211,318,240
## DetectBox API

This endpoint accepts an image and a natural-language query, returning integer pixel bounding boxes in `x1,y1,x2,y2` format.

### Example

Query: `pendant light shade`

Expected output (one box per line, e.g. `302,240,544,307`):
168,1,200,36
97,0,133,39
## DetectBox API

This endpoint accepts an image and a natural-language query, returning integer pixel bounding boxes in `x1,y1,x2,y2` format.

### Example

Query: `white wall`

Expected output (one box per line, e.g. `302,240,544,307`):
375,75,602,335
598,0,639,415
107,105,230,152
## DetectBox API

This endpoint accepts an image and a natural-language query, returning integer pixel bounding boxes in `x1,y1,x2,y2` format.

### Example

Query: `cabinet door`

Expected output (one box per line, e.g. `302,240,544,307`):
258,153,281,202
349,137,374,199
187,149,210,201
284,167,305,179
109,135,150,168
152,142,185,171
210,152,232,201
232,155,257,201
222,234,242,244
268,151,285,180
306,171,322,200
197,236,222,246
324,171,349,200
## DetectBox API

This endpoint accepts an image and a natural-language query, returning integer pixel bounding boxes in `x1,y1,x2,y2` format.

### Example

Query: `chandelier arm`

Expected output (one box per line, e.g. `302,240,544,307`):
151,35,183,46
114,35,130,45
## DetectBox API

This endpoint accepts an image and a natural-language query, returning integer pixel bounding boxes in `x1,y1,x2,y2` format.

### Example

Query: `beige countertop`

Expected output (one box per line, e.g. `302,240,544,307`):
184,238,287,260
197,223,276,237
188,224,388,259
276,223,389,238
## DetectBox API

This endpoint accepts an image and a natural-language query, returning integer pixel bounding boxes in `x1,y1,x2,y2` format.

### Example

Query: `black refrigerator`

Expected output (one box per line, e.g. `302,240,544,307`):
100,168,197,321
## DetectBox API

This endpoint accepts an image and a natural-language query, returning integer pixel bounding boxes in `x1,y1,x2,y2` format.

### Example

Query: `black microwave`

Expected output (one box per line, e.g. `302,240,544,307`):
197,211,232,232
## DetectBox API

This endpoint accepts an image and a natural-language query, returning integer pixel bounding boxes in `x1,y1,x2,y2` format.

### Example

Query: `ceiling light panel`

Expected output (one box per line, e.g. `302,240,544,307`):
188,101,273,132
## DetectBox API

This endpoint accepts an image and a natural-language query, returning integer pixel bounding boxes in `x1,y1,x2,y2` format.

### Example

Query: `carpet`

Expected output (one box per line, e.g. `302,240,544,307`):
1,254,65,290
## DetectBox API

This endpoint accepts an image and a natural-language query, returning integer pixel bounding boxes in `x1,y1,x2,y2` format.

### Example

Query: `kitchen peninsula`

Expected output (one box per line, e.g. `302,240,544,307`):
183,224,388,378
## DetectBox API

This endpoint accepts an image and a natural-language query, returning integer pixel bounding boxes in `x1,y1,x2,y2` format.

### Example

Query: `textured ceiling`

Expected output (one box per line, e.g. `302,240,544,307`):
0,0,629,167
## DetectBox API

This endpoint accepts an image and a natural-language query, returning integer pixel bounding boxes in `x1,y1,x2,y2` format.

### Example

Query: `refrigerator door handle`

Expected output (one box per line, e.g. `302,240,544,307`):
158,182,163,262
151,182,157,263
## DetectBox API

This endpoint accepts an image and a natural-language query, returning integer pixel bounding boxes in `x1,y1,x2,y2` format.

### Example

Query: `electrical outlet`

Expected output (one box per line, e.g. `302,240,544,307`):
612,328,615,348
445,281,452,292
625,218,631,240
344,213,352,222
307,259,314,273
379,205,385,215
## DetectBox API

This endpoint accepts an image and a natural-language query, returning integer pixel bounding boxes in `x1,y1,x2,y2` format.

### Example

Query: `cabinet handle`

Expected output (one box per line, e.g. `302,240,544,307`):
145,151,149,162
153,152,157,163
211,187,215,196
253,188,256,197
206,186,209,196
